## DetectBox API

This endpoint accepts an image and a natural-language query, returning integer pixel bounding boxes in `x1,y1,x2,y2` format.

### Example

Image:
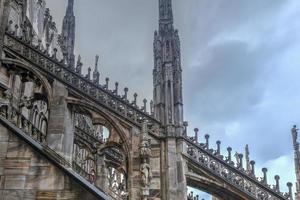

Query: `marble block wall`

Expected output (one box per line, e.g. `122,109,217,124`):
0,124,98,200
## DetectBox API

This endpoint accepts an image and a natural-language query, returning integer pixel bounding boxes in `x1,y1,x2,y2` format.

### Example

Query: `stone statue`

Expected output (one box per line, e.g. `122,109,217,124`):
235,152,240,166
292,125,298,145
140,158,152,187
245,145,250,172
140,139,151,157
0,90,12,117
19,96,35,109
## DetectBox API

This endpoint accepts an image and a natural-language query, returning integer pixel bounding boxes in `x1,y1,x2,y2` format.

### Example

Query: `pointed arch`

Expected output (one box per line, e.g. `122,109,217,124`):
66,98,131,159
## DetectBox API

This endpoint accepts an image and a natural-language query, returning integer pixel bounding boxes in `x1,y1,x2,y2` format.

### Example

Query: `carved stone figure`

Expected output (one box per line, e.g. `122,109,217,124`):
140,158,152,187
235,152,240,166
19,96,34,109
0,90,12,116
140,139,151,158
245,145,250,172
292,125,298,145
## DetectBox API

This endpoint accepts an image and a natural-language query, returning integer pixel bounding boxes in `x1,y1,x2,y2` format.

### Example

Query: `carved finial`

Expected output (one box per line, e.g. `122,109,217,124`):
143,99,147,112
245,144,250,172
262,168,268,185
37,39,42,51
183,121,188,137
105,77,109,90
76,55,82,74
86,67,91,80
114,82,119,95
45,43,50,55
194,128,199,143
95,55,99,69
20,23,27,41
52,48,58,60
274,175,280,192
226,147,233,164
14,24,19,37
292,125,299,150
188,191,193,200
216,141,221,155
250,160,255,176
235,153,243,169
93,55,100,84
287,182,293,199
205,134,209,149
123,87,128,101
62,52,68,65
7,20,13,33
133,93,137,106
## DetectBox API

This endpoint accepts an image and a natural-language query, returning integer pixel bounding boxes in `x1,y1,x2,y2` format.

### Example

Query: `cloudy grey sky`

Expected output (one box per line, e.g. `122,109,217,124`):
46,0,300,197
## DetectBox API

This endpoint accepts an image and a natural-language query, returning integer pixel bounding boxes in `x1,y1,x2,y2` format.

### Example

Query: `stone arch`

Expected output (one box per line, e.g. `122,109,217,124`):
2,58,53,100
66,98,131,158
186,165,254,200
69,99,131,199
1,58,52,141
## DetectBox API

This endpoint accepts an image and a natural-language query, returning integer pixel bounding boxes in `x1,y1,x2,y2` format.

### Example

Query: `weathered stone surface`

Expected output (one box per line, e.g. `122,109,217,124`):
0,142,7,158
0,125,99,200
2,190,24,200
4,175,26,189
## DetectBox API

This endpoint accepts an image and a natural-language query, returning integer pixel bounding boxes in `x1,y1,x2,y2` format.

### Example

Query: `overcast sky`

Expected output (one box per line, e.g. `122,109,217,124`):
46,0,300,198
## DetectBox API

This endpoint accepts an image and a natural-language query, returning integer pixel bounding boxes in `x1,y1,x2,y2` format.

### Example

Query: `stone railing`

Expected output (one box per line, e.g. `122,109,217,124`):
72,161,96,183
74,126,128,199
0,101,114,198
3,32,160,128
0,105,46,143
181,135,293,200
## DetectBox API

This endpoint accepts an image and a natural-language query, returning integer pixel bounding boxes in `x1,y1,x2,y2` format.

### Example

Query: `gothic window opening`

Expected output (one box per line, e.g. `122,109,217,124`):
74,112,110,144
73,110,128,199
1,65,50,142
72,141,97,183
103,145,127,200
107,165,127,200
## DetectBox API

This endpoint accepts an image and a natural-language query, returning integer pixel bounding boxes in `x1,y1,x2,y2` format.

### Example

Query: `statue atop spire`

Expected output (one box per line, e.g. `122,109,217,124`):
93,55,100,84
159,0,173,22
60,0,75,68
67,0,74,13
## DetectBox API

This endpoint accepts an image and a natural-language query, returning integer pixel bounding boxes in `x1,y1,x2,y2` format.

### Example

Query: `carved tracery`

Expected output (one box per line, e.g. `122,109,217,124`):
0,65,49,141
72,110,128,199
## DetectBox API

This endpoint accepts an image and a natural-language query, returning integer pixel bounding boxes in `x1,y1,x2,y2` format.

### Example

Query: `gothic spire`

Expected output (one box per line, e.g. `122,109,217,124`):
61,0,75,68
153,0,183,133
66,0,74,14
159,0,173,23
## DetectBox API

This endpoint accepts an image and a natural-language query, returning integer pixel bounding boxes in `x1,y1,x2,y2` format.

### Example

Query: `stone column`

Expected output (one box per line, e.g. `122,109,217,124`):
46,80,74,163
164,125,187,200
95,155,108,192
139,122,152,200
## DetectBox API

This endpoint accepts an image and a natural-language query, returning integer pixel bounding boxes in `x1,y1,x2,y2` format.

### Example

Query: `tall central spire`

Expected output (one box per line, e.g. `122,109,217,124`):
61,0,75,67
159,0,173,23
67,0,74,12
153,0,183,133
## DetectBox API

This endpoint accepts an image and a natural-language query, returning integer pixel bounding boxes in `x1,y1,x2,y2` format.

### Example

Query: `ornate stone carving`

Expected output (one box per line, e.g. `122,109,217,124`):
183,134,293,200
140,158,152,187
139,122,152,199
292,125,298,147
